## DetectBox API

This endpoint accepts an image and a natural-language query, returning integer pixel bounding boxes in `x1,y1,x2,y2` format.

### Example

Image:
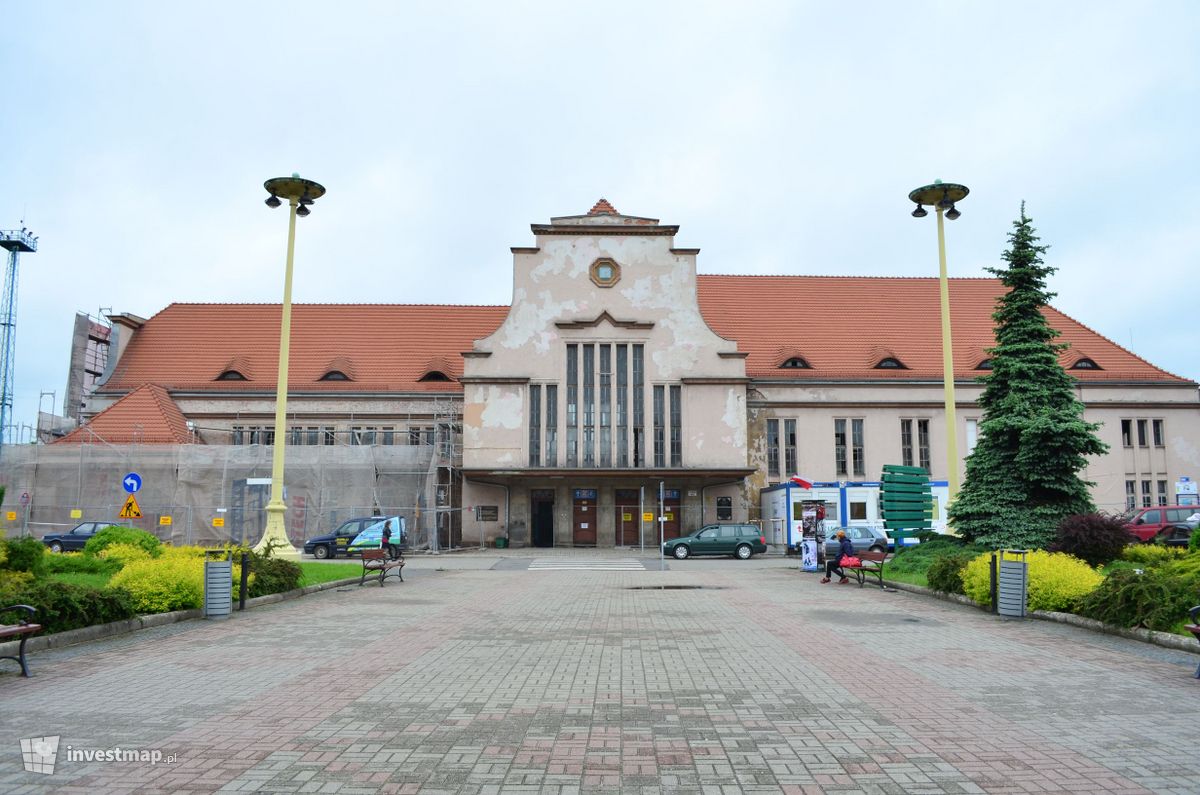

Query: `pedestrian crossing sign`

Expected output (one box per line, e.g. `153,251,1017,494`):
119,494,142,519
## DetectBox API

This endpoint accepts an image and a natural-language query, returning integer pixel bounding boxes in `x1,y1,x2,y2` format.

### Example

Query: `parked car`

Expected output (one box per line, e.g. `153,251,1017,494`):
1151,524,1195,548
822,526,891,558
1119,506,1199,542
662,523,767,560
347,517,407,558
303,516,398,559
40,521,115,553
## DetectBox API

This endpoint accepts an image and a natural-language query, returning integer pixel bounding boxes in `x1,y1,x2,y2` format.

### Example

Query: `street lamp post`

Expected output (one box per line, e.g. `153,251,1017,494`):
257,173,326,559
908,179,969,504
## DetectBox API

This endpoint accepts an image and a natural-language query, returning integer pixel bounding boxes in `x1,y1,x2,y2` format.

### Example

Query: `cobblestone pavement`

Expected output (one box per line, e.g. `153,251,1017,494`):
2,553,1198,794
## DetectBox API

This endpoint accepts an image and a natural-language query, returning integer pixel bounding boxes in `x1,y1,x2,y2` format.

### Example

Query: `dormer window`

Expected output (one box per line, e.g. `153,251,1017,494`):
216,370,247,381
419,371,452,382
875,357,906,369
1071,358,1101,370
976,359,994,370
319,370,350,381
780,357,811,369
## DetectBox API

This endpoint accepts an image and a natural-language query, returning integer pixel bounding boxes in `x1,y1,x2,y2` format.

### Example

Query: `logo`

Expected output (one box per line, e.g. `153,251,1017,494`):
21,736,59,775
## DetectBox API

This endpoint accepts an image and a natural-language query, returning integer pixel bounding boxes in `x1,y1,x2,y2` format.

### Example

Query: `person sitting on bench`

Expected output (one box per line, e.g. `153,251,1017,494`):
820,529,855,584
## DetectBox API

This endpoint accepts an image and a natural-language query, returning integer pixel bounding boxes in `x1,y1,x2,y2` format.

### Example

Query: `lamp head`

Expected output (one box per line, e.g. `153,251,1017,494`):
911,205,928,218
296,203,311,217
265,194,282,208
945,205,961,220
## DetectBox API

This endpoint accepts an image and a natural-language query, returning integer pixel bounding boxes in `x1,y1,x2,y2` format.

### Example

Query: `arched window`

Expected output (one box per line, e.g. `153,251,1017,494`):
1071,358,1101,370
976,359,993,370
780,357,811,369
319,371,350,381
875,357,906,369
216,370,247,381
419,371,452,382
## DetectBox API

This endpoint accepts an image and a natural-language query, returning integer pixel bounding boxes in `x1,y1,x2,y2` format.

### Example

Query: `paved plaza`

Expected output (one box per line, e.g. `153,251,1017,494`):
2,550,1198,794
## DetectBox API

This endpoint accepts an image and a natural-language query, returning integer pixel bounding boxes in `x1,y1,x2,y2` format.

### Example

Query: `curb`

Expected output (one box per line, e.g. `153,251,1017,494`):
880,578,1200,657
0,576,362,659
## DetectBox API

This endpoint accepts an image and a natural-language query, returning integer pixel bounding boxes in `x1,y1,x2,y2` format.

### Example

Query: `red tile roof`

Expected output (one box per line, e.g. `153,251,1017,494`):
587,198,618,216
695,275,1187,382
96,278,1187,405
57,383,192,444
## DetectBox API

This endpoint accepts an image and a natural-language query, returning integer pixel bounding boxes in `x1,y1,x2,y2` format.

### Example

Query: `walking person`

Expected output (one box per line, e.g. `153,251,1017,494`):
380,520,396,559
820,529,855,584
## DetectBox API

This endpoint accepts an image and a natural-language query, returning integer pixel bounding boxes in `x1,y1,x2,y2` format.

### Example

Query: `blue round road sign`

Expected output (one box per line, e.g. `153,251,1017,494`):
123,472,142,494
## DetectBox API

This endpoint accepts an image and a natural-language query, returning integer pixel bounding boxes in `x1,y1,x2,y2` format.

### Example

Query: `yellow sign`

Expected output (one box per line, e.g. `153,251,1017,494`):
5,512,15,521
70,509,82,519
622,512,633,521
665,513,675,521
643,512,654,522
119,494,142,519
159,515,173,526
213,517,225,528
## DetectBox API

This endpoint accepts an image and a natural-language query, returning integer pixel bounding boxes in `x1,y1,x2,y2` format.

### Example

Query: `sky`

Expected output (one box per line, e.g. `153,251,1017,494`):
2,1,1198,438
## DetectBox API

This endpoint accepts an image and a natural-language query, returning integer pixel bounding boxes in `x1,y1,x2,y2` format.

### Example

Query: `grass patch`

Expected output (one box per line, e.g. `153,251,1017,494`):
48,571,113,590
298,562,362,587
881,568,929,588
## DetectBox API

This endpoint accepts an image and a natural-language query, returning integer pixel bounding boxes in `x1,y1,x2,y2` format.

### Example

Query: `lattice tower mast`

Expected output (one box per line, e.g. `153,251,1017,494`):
0,226,37,457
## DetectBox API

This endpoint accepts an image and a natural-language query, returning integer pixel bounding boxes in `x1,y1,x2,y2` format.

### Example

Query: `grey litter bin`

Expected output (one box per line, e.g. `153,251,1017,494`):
995,549,1028,618
204,557,233,620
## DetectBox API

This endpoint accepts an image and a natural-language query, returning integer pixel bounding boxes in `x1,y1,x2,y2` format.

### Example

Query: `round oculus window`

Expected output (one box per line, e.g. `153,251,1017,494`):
590,258,620,287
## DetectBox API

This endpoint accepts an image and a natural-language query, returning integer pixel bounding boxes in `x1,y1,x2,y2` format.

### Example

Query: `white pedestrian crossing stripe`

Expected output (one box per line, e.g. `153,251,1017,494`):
528,558,646,571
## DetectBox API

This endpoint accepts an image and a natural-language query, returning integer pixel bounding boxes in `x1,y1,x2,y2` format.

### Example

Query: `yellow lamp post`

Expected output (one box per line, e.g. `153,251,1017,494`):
256,174,326,559
908,179,968,504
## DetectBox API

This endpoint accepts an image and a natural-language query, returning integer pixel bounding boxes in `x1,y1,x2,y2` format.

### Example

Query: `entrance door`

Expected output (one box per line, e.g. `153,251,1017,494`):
661,488,682,541
573,488,597,546
615,489,641,546
531,489,555,548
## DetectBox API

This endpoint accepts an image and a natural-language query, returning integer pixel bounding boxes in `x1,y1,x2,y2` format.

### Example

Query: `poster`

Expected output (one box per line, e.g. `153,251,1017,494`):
799,504,820,572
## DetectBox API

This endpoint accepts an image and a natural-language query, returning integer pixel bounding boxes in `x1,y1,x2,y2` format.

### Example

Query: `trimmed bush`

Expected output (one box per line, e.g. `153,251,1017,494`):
926,552,974,594
245,548,303,598
1077,568,1199,632
1050,513,1136,567
962,550,1103,612
0,570,35,603
4,580,137,634
97,543,154,567
43,552,122,577
1121,544,1186,566
84,526,161,558
1190,528,1200,553
108,549,245,613
0,536,47,577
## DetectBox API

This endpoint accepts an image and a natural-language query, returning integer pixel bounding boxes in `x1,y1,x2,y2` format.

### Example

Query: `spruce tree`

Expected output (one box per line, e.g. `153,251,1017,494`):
949,205,1108,549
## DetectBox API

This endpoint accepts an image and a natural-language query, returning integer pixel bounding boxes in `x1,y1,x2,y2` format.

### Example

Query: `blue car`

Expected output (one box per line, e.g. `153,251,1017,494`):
303,515,403,559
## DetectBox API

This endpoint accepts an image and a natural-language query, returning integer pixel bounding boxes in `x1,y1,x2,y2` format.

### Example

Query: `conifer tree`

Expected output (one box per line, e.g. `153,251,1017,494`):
949,205,1108,549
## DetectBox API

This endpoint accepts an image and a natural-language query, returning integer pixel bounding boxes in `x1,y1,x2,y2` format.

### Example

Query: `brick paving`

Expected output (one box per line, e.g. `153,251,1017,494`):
1,553,1198,793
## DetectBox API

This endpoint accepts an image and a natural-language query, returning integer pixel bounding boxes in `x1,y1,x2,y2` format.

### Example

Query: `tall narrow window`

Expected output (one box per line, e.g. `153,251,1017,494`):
566,345,578,467
1125,479,1136,510
653,385,666,468
917,419,931,472
669,385,682,467
1121,419,1133,447
545,385,558,466
582,344,595,467
767,419,781,478
1152,419,1164,447
1157,480,1168,506
307,427,320,446
834,419,847,477
616,345,628,467
784,419,797,477
632,345,645,467
900,419,914,467
965,418,979,455
529,384,541,467
851,419,865,477
1137,419,1148,447
1141,480,1152,507
599,345,612,467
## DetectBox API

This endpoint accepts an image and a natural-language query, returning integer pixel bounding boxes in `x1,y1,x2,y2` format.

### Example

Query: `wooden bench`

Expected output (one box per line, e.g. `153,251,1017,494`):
1186,606,1200,679
0,604,42,677
842,551,891,588
360,548,405,587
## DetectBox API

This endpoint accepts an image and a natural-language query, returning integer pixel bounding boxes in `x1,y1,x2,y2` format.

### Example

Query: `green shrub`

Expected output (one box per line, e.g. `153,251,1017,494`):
0,536,47,577
1121,544,1186,566
926,552,974,594
3,580,137,634
1050,513,1136,567
962,550,1103,612
83,526,161,558
97,543,154,567
109,556,204,613
43,552,122,577
246,549,302,597
1190,528,1200,553
1077,568,1199,632
0,570,35,603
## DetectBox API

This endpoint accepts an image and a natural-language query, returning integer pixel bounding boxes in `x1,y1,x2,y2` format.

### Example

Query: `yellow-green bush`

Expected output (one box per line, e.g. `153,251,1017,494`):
108,552,246,614
962,550,1103,612
1120,544,1187,565
97,543,153,567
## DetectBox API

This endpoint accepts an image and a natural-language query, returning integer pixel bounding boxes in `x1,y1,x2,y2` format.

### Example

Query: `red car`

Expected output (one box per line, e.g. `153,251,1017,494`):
1120,505,1199,542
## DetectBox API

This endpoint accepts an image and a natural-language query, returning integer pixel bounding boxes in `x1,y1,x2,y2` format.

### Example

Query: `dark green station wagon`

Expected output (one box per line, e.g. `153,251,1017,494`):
662,523,768,560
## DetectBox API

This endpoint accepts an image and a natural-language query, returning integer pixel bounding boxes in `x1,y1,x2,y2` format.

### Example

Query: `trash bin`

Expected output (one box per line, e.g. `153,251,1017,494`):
995,549,1028,618
495,537,509,549
204,554,233,620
